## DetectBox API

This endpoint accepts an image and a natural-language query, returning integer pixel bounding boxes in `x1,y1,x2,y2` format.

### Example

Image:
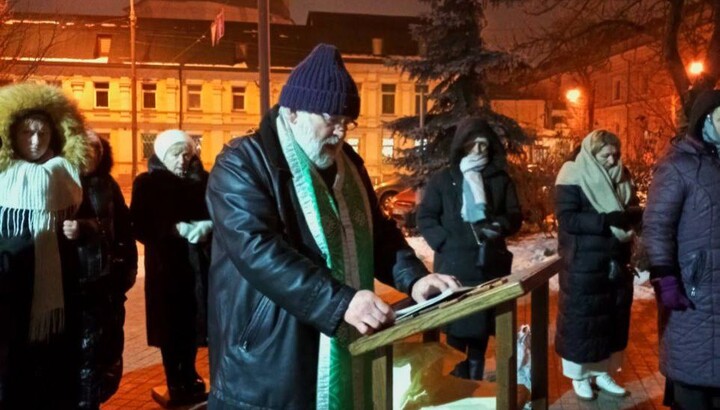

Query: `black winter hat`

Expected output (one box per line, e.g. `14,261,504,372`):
279,43,360,119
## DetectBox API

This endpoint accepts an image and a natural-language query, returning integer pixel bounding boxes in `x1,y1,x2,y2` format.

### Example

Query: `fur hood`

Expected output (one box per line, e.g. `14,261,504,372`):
0,83,88,173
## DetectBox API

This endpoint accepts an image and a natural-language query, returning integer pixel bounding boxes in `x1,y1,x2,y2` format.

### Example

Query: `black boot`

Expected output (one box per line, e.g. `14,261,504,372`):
450,360,469,379
467,358,485,381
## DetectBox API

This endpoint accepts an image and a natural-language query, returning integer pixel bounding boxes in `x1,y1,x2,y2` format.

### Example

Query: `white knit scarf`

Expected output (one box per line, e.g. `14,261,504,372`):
459,152,489,223
555,136,634,242
0,157,82,341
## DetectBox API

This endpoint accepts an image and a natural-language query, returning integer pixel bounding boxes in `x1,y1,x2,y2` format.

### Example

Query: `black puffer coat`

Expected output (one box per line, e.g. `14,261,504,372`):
417,118,522,339
554,174,636,363
130,155,210,348
205,107,427,409
644,90,720,388
69,139,137,408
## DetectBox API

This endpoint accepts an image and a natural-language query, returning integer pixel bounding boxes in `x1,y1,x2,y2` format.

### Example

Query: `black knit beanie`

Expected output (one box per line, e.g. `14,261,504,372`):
279,43,360,120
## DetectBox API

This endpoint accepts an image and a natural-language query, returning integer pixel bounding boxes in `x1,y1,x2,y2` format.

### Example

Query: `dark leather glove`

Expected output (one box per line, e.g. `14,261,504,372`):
605,211,630,230
651,275,693,311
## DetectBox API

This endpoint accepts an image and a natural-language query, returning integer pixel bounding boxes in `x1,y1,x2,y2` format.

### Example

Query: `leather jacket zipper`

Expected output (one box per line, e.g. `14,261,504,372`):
238,297,271,351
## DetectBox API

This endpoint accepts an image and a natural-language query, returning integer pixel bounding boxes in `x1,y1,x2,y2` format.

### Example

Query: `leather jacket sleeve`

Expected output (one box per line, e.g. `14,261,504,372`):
206,143,356,337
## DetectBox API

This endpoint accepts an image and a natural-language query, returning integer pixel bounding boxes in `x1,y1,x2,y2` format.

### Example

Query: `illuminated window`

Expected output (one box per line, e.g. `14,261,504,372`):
141,133,156,159
382,137,394,160
95,35,112,58
347,138,359,152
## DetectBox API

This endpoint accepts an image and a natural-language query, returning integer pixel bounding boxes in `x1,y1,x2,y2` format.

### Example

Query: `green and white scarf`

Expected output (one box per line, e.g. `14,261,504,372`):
277,114,375,410
0,156,82,341
555,135,634,242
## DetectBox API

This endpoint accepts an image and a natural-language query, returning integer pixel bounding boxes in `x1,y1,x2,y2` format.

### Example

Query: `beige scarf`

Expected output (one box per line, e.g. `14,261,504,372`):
555,135,634,242
0,156,82,341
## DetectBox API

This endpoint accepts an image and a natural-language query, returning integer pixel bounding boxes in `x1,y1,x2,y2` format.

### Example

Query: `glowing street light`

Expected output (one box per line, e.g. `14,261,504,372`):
689,61,704,76
566,88,581,104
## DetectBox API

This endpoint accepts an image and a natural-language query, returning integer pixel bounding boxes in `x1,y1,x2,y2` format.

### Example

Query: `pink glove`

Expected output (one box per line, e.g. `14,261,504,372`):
651,276,693,311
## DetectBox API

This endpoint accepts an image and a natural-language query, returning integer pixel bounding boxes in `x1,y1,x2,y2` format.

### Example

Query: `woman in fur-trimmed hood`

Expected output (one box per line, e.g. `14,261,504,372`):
0,82,87,172
0,83,88,408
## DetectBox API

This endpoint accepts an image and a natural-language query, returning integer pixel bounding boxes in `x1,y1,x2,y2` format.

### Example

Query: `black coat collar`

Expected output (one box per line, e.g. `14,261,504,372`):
258,105,291,172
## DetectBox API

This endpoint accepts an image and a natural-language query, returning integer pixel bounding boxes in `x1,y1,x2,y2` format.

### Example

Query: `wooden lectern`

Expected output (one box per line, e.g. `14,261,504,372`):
348,255,561,410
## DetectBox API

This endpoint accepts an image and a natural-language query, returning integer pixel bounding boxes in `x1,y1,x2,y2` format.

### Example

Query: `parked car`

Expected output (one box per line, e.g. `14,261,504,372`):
373,178,409,217
389,187,422,234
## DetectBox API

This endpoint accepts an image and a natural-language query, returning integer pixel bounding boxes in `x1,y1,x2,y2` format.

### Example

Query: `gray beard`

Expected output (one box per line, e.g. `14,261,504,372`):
289,112,342,169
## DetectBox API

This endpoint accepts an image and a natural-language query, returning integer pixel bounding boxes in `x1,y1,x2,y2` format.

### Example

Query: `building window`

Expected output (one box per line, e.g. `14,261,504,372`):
95,35,112,58
187,84,202,110
232,86,246,111
142,83,156,109
141,133,156,159
381,84,396,115
414,84,429,115
347,138,360,153
94,81,109,108
46,79,62,88
612,78,622,102
381,137,394,161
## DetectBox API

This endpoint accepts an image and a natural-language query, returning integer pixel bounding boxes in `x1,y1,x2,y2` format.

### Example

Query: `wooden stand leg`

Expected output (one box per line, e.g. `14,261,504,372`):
372,345,393,410
496,300,518,410
531,282,549,410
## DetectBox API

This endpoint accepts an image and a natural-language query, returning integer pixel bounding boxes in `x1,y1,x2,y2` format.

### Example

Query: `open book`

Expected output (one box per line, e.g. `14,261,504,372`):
394,286,475,322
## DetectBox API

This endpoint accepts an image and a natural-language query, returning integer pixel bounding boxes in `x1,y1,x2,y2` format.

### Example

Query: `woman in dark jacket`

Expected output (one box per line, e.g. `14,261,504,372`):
0,83,88,409
62,132,137,409
644,90,720,410
554,130,641,401
130,129,211,405
417,117,522,380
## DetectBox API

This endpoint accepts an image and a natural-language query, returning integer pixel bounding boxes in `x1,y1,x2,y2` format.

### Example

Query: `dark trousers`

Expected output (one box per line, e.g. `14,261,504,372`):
447,334,490,380
671,381,720,410
160,340,199,388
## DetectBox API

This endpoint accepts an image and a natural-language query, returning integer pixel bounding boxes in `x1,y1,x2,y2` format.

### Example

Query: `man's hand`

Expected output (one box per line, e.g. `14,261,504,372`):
411,273,462,303
63,220,80,240
343,290,395,335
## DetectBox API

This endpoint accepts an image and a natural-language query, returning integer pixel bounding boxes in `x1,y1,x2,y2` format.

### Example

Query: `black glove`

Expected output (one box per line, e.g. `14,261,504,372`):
605,211,630,230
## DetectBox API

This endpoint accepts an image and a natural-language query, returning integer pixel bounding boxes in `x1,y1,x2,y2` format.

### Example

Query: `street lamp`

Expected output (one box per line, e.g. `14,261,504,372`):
565,88,581,104
688,60,704,76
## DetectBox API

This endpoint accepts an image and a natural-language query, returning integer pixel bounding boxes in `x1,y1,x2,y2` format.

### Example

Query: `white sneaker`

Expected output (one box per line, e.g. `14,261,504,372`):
572,379,595,401
595,373,627,397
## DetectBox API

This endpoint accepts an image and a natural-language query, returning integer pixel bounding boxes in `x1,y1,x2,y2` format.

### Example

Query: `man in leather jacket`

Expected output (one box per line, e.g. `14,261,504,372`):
205,43,460,409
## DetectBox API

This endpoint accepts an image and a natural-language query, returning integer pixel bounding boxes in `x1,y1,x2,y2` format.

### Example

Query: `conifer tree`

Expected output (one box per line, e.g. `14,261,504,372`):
387,0,527,181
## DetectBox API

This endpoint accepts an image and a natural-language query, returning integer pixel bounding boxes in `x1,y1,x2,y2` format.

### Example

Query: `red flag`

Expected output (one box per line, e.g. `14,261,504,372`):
211,9,225,46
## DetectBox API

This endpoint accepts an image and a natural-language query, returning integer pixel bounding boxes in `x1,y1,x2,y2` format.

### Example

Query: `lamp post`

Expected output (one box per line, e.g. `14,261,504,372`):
130,0,138,178
258,0,270,116
565,87,594,133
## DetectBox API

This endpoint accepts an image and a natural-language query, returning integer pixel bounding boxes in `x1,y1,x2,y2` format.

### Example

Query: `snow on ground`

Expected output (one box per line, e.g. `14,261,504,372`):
406,232,655,300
